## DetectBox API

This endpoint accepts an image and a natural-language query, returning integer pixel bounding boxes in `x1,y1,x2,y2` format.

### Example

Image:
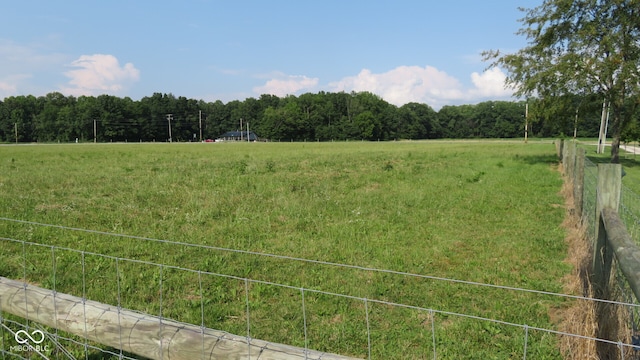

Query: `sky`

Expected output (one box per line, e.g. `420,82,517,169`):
0,1,541,110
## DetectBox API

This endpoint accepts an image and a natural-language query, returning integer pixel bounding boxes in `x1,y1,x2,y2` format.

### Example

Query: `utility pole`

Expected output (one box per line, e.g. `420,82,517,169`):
524,102,528,144
199,110,203,142
240,118,243,141
597,100,609,154
167,114,173,143
94,120,97,143
604,103,610,149
14,123,17,144
247,122,250,143
574,108,578,139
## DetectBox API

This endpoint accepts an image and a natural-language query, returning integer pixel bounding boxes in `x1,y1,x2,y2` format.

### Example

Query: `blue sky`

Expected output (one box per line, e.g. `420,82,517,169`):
0,1,540,109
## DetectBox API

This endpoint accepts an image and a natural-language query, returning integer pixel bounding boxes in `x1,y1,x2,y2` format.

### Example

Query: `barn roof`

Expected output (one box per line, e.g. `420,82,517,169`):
218,131,258,140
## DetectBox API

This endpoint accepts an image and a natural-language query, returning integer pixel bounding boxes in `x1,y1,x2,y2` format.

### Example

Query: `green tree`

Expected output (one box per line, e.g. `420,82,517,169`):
4,95,40,142
35,92,71,141
438,105,476,138
396,103,439,139
485,0,640,162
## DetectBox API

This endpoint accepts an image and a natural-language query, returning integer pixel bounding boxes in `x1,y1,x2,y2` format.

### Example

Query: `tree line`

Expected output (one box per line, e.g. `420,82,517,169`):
0,91,630,143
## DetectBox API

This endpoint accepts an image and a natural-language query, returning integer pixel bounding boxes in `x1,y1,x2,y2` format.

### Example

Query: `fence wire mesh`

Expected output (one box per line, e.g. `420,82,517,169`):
582,147,640,358
582,156,598,240
2,216,640,360
619,184,640,350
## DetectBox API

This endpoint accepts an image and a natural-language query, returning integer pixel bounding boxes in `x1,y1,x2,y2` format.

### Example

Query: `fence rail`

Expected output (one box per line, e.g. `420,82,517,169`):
0,276,358,360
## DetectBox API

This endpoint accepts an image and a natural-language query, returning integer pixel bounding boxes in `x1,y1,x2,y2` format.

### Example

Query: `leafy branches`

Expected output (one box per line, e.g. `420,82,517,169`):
485,0,640,162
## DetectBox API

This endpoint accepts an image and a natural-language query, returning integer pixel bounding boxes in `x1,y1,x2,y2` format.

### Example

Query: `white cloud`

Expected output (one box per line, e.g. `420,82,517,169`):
327,65,514,109
329,66,466,109
61,54,140,96
469,67,512,98
253,72,319,97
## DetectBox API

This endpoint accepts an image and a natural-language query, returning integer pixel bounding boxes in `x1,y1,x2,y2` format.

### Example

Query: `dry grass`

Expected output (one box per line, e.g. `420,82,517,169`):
556,165,632,360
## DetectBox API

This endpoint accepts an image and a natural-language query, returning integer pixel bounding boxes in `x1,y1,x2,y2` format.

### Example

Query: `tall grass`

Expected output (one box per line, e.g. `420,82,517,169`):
0,141,569,359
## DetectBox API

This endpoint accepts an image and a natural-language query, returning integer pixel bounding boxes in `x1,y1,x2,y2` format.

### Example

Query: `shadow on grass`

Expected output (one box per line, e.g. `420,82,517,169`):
584,150,640,169
85,348,151,360
511,153,560,166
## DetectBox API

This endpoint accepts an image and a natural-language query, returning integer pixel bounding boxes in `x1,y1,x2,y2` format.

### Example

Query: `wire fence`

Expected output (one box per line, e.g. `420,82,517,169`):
581,150,640,356
2,217,640,360
615,173,640,350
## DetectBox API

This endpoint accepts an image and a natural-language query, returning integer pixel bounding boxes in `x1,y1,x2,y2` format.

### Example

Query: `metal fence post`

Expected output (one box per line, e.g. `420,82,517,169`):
592,164,622,297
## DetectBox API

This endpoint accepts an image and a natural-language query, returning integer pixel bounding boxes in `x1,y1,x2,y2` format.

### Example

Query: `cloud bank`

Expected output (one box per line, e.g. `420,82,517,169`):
254,65,513,109
253,73,319,97
61,54,140,96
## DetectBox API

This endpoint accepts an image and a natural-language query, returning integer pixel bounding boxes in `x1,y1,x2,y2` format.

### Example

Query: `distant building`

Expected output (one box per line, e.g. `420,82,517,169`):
217,131,258,141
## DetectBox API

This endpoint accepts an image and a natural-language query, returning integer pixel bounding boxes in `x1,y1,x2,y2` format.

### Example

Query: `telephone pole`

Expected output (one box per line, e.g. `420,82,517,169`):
167,114,173,143
94,119,97,143
524,102,528,144
199,110,203,142
14,123,18,144
597,100,609,154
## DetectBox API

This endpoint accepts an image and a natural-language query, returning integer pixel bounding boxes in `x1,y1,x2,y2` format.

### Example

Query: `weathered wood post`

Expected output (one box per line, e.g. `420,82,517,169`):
562,140,569,175
601,208,640,301
556,139,564,161
574,148,585,217
592,164,622,297
0,277,361,360
567,141,576,180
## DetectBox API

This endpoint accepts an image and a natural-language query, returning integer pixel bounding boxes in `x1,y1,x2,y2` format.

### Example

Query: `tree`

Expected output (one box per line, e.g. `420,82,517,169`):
484,0,640,162
396,103,439,139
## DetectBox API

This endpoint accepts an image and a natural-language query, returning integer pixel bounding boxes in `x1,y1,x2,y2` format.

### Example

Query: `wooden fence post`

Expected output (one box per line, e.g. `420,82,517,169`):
562,140,569,174
592,164,622,297
568,141,576,180
574,148,585,217
601,208,640,301
556,139,564,161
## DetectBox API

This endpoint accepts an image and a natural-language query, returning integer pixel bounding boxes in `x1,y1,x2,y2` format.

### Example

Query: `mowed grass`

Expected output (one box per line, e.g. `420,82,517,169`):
0,140,569,359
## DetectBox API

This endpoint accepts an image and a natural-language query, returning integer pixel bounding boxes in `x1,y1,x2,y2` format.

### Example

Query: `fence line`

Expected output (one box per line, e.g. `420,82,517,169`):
562,139,640,356
0,216,630,307
2,236,640,360
3,228,640,359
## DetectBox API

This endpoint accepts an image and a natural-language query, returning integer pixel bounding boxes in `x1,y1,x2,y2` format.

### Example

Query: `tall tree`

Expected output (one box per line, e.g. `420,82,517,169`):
484,0,640,162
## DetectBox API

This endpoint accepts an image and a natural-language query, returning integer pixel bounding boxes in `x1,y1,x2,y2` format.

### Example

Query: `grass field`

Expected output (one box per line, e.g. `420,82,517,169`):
581,141,640,192
0,140,570,359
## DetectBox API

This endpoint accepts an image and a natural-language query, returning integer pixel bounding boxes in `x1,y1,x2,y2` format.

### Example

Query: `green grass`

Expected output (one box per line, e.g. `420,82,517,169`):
580,142,640,191
578,141,640,249
0,141,569,359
